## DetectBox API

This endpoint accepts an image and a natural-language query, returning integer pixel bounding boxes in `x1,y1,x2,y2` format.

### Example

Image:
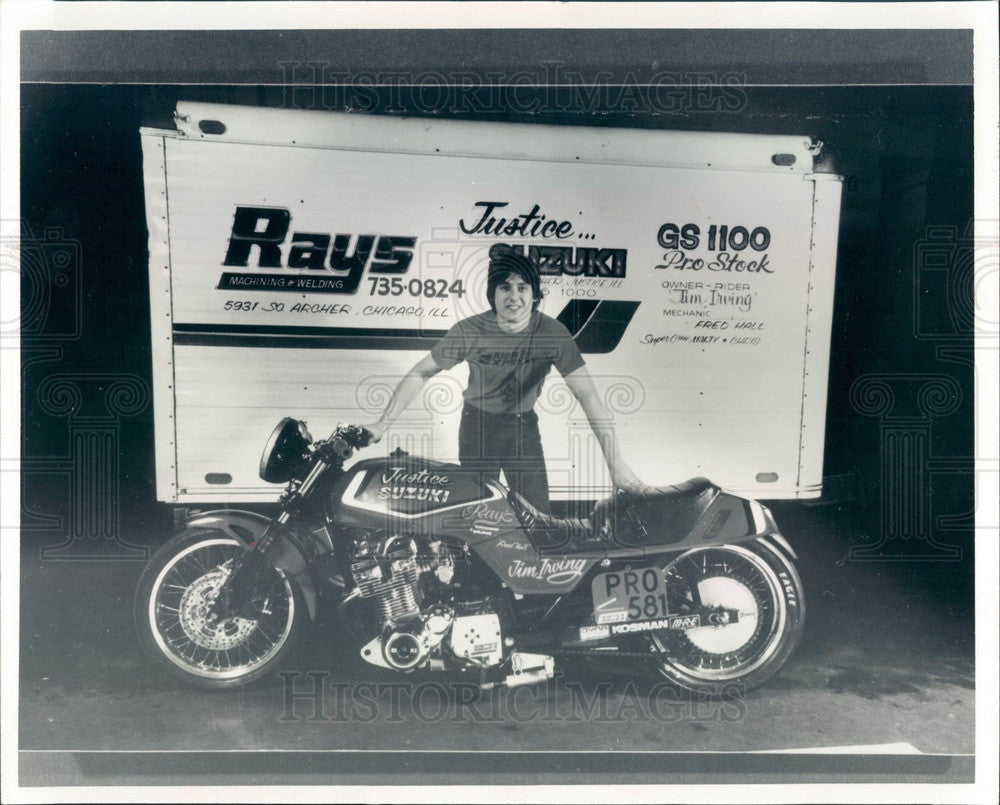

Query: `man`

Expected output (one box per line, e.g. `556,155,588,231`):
362,245,647,512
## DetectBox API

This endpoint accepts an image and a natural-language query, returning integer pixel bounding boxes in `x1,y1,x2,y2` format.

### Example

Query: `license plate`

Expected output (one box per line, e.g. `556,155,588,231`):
591,567,670,625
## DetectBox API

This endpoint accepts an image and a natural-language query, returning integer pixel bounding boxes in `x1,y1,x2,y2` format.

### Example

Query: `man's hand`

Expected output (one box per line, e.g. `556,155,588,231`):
359,422,387,443
611,467,658,497
563,366,658,497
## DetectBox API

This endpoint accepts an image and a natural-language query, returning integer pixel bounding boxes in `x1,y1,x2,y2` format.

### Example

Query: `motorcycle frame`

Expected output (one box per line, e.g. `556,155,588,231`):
178,492,798,637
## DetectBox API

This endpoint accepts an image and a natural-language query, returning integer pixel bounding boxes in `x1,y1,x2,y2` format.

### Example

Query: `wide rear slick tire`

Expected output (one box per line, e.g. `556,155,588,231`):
650,537,804,697
134,528,305,690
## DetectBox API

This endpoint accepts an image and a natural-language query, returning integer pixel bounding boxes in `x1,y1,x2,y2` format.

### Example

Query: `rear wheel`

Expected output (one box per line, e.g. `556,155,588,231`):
134,528,304,689
649,539,804,696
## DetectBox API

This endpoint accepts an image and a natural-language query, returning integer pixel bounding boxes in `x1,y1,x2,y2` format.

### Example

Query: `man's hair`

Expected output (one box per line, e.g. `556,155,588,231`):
486,244,543,312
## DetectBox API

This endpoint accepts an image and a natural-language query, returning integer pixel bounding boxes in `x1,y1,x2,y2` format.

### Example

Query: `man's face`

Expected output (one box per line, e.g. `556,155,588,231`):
494,271,534,330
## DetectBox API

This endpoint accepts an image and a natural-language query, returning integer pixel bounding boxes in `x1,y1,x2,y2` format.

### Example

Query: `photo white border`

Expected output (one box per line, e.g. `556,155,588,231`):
1,2,997,803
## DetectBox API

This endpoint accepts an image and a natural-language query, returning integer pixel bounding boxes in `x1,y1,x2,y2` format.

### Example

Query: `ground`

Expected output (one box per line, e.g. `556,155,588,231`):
16,503,974,783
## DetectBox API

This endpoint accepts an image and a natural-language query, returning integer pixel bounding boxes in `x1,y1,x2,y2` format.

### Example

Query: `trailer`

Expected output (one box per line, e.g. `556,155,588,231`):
140,101,842,505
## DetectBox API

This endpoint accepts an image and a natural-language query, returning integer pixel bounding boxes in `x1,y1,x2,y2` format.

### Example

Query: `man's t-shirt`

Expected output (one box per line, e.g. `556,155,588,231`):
430,311,585,414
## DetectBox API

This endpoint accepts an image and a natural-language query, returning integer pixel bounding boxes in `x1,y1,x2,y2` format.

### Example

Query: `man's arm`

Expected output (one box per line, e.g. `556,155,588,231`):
363,353,442,442
562,365,652,494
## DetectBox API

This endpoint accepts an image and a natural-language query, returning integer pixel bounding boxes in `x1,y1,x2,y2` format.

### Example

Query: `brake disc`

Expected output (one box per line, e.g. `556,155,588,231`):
178,569,258,651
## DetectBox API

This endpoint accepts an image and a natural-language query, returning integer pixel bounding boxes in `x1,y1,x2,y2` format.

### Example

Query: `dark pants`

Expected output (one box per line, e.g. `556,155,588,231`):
458,403,551,513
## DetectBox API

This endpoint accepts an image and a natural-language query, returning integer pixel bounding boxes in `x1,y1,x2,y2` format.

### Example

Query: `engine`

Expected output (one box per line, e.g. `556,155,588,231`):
349,534,505,671
350,535,443,626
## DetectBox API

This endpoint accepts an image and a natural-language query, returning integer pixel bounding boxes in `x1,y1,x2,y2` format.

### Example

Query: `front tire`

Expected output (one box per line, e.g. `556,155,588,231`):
134,528,305,689
650,538,804,696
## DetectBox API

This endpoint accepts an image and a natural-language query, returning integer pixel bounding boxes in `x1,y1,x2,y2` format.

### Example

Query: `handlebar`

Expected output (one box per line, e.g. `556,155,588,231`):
336,424,375,449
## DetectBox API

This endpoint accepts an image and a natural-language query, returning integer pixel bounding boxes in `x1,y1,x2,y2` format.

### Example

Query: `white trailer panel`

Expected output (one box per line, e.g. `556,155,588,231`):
142,103,841,503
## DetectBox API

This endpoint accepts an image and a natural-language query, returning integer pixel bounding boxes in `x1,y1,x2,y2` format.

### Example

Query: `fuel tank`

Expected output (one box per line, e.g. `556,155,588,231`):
327,454,496,529
326,454,602,594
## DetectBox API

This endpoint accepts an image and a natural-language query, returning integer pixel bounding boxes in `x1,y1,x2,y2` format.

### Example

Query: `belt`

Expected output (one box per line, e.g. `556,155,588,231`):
462,403,536,420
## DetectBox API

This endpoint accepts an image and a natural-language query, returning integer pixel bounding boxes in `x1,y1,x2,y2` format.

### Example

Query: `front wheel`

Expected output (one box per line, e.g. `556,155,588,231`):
649,538,804,696
134,528,304,689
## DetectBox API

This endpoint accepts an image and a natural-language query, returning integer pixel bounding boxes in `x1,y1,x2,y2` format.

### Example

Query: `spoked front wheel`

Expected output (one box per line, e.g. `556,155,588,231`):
649,539,804,696
134,528,304,689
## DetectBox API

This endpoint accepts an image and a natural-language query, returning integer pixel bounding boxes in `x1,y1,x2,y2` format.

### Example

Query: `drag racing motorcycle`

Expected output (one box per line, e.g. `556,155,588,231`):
135,419,804,695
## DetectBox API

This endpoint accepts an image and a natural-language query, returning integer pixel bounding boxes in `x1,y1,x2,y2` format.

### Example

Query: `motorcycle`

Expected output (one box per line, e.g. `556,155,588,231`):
135,418,804,695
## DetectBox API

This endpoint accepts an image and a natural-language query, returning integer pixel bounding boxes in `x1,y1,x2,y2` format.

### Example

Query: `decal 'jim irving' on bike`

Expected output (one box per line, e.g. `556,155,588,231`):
134,244,805,696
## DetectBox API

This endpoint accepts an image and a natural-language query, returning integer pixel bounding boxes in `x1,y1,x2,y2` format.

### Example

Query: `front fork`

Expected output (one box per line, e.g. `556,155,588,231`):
208,456,330,622
207,518,286,622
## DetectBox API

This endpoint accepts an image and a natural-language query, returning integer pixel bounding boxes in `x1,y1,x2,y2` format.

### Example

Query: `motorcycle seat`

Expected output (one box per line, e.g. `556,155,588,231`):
506,492,608,555
508,477,721,554
609,478,721,547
